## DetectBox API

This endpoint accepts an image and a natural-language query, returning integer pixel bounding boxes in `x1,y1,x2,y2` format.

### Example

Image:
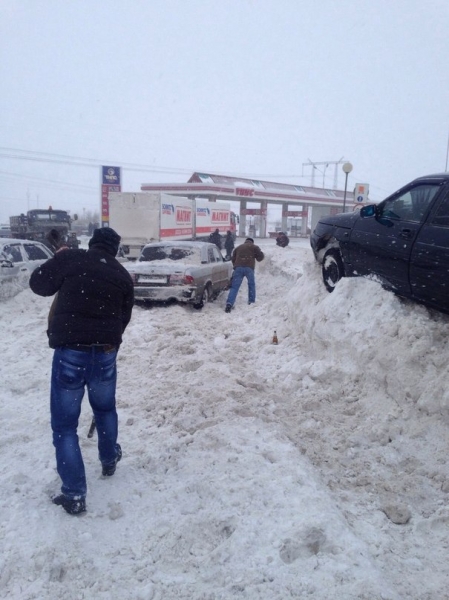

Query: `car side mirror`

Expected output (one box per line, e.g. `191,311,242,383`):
0,259,14,268
360,205,377,218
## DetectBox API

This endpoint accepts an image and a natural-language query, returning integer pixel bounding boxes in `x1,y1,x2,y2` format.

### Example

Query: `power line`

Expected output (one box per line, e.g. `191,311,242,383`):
0,147,308,181
0,147,192,175
0,169,96,191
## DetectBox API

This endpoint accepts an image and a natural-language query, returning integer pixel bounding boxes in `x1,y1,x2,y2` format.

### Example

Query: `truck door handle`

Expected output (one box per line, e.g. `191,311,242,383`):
399,228,413,239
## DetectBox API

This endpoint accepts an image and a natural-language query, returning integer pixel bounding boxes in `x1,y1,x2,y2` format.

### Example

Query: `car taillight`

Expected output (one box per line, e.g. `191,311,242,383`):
169,274,194,285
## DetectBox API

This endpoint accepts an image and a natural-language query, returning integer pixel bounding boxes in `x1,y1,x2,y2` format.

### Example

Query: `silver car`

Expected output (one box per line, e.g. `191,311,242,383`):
125,241,233,309
0,251,21,295
0,238,53,274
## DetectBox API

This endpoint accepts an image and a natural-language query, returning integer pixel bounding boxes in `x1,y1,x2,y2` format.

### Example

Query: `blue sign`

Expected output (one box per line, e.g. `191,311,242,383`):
102,166,121,185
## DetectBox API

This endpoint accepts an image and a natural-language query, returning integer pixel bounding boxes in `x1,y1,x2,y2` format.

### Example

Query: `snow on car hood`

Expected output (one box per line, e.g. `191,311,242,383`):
316,209,361,228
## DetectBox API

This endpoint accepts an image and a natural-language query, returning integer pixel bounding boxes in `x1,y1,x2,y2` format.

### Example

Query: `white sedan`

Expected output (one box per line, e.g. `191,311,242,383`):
124,241,233,309
0,238,53,300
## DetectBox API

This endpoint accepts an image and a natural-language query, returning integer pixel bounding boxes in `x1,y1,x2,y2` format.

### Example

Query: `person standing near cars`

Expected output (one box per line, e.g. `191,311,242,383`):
29,227,134,515
224,230,235,260
225,237,264,312
209,228,222,250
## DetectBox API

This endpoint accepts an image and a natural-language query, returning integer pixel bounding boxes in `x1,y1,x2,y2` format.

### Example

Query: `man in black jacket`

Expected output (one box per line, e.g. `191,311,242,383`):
209,228,222,250
30,227,134,515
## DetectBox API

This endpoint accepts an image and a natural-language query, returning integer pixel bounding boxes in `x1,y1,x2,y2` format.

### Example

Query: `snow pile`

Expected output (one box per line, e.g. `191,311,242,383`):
0,238,448,599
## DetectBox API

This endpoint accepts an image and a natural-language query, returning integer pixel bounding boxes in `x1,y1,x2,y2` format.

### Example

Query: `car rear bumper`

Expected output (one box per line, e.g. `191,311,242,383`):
133,285,198,303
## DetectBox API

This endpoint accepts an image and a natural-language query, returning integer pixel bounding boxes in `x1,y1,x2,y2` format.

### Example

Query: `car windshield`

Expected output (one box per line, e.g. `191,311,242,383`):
140,246,201,263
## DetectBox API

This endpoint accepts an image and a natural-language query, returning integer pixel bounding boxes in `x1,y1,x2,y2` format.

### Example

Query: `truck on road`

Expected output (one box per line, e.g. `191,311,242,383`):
9,207,79,249
108,192,237,260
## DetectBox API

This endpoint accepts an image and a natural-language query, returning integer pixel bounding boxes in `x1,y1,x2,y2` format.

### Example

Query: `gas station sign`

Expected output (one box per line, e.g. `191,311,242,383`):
354,183,369,203
101,166,122,226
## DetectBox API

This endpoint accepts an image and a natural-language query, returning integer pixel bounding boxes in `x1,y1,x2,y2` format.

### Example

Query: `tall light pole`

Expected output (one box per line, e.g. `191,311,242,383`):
445,134,449,171
342,162,353,212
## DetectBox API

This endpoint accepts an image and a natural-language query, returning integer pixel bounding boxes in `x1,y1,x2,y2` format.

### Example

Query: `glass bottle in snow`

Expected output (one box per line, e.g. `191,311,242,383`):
272,330,278,345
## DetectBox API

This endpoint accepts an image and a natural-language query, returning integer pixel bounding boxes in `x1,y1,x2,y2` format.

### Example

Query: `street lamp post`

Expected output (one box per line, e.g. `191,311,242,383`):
342,162,353,212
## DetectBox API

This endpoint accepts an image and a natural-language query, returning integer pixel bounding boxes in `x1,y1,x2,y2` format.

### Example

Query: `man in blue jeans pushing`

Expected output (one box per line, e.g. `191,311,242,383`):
225,237,264,312
30,227,134,515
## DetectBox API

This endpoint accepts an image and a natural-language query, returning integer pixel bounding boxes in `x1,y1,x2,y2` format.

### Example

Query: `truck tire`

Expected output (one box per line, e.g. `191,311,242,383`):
193,284,212,310
322,249,344,293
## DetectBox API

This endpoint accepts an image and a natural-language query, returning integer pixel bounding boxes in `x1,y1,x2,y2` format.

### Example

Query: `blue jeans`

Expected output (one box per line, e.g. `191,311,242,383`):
226,266,256,306
51,346,119,499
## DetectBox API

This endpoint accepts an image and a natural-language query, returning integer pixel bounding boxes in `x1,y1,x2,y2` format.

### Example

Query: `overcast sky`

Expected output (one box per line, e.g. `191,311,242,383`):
1,0,449,224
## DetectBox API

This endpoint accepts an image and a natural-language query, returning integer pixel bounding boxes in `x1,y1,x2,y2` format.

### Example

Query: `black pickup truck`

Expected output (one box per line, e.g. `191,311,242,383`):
310,173,449,314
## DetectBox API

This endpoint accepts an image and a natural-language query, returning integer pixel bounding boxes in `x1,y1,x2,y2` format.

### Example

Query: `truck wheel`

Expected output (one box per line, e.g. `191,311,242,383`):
193,284,212,310
322,249,344,293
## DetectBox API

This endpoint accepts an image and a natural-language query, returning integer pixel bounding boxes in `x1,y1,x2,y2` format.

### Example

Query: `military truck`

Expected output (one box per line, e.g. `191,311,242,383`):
9,207,79,249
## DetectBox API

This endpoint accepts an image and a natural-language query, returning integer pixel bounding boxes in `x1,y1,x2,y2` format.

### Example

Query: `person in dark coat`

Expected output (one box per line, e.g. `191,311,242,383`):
225,237,264,312
224,230,235,259
29,227,134,515
209,228,222,250
276,231,289,247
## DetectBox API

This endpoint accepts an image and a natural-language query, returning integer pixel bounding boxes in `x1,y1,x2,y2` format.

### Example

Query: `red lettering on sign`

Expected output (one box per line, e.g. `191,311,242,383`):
176,208,192,223
235,188,254,197
212,211,229,223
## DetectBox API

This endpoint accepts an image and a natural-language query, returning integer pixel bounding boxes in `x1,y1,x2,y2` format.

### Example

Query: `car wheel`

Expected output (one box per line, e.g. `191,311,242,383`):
322,249,344,293
193,283,212,310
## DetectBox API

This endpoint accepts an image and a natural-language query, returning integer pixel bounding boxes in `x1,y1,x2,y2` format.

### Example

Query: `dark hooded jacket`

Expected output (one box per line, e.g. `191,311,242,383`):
29,245,134,349
209,229,222,250
276,232,289,247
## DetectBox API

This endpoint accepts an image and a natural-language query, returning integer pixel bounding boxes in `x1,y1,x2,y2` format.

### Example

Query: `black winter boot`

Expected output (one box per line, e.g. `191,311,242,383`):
52,494,86,515
102,444,122,476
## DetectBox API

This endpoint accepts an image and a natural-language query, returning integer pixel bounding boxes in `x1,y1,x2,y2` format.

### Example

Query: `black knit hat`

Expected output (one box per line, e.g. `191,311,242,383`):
88,227,121,256
245,237,254,243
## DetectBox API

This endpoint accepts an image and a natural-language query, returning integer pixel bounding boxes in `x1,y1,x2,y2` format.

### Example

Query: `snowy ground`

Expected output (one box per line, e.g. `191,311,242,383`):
1,237,449,599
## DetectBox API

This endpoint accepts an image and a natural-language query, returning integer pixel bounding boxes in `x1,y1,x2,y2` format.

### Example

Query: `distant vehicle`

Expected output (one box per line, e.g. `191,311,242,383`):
124,240,233,309
310,173,449,313
0,238,53,297
9,207,79,249
108,192,238,260
0,224,12,238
